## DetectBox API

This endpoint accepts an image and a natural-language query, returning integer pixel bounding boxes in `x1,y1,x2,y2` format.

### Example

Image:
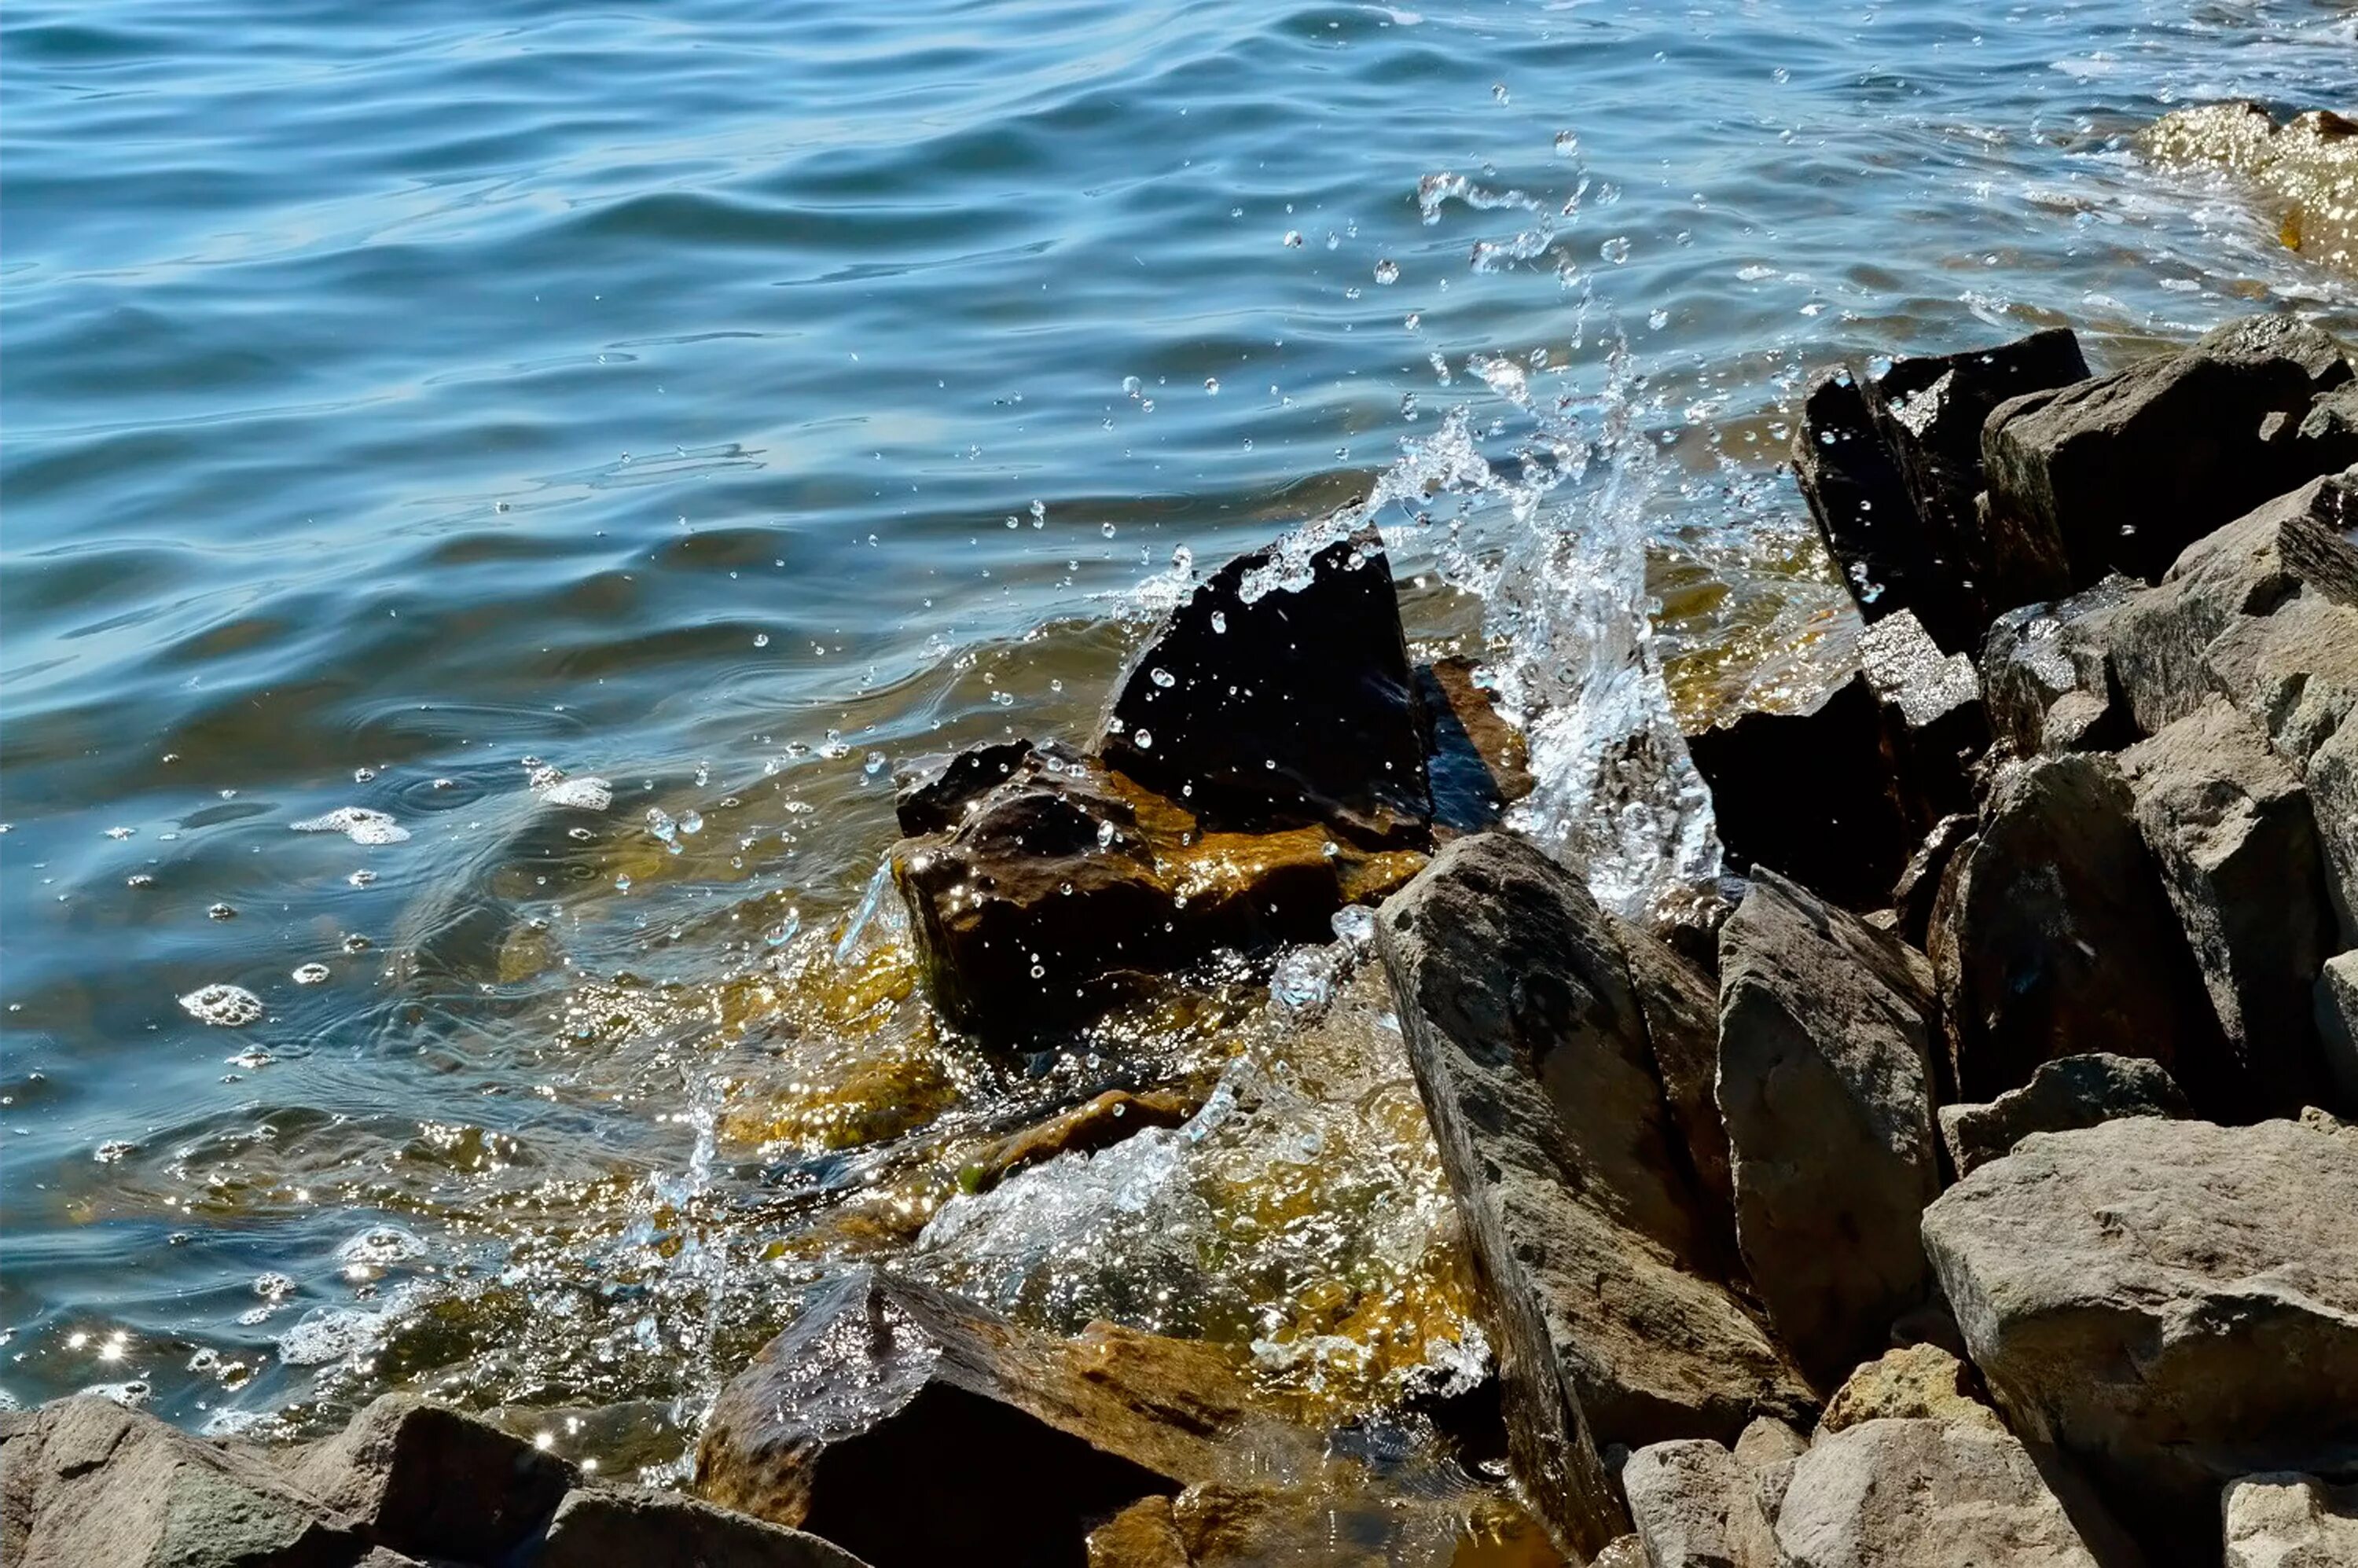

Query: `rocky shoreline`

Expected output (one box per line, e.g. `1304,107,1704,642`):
9,313,2358,1567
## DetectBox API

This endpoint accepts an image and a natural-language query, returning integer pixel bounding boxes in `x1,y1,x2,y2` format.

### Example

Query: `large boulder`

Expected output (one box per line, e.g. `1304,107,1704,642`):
1937,1053,2190,1178
1921,1117,2358,1565
1614,915,1738,1220
2222,1474,2358,1568
1927,754,2231,1112
1716,870,1941,1390
1096,527,1431,848
1376,834,1815,1557
1982,314,2352,590
537,1489,870,1568
1622,1438,1780,1568
1772,1418,2100,1568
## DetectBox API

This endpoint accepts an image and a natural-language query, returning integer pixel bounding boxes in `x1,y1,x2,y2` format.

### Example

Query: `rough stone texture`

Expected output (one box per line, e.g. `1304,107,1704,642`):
1376,835,1818,1558
1622,1438,1778,1568
287,1393,575,1564
1926,754,2231,1113
1891,814,1974,951
2322,952,2358,1111
1982,314,2353,590
538,1488,872,1568
2222,1474,2358,1568
1687,674,1912,912
1592,1535,1651,1568
1717,869,1941,1391
1819,1345,2003,1436
1085,1497,1190,1568
2301,382,2358,464
2140,103,2358,280
1937,1054,2190,1178
1791,367,1964,647
1774,1418,2100,1568
696,1269,1304,1568
1614,914,1738,1225
964,1087,1201,1193
1732,1416,1809,1474
1097,527,1431,848
892,738,1036,836
2122,702,2335,1113
1921,1118,2358,1565
1857,610,1989,830
1416,655,1533,835
1978,575,2141,758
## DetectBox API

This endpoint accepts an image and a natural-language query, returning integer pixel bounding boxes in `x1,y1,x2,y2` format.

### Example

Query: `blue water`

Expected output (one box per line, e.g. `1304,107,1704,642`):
4,0,2355,1467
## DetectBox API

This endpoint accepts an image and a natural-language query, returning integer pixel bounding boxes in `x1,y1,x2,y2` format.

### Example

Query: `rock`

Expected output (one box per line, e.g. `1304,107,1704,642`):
1774,1418,2100,1568
962,1088,1201,1194
696,1270,1302,1568
1085,1497,1189,1568
1097,527,1431,848
1819,1345,2003,1436
2322,953,2358,1109
2122,702,2336,1112
1416,655,1533,835
1376,835,1817,1557
1921,1117,2358,1563
1978,575,2142,758
1614,915,1738,1222
0,1396,361,1568
1857,611,1989,828
1687,674,1912,911
287,1392,574,1564
892,739,1036,836
1982,314,2352,590
1717,869,1941,1391
2300,383,2358,468
1732,1416,1809,1474
1592,1536,1651,1568
1927,754,2231,1111
537,1487,872,1568
1937,1053,2190,1178
2141,104,2358,279
1622,1438,1779,1568
1891,814,1974,950
2222,1474,2358,1568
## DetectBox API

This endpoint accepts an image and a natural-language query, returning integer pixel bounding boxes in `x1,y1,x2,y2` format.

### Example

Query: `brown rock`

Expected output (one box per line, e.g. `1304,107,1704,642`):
287,1393,575,1564
1085,1496,1190,1568
2222,1473,2358,1568
964,1089,1201,1193
1416,655,1533,835
1774,1418,2099,1568
1622,1438,1780,1568
1937,1053,2190,1178
1819,1345,2002,1436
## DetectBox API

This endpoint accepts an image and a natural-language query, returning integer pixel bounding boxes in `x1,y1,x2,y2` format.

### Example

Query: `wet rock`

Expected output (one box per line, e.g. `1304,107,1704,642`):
2222,1474,2358,1568
1614,916,1737,1221
1891,814,1974,951
1687,674,1912,911
537,1487,870,1568
1819,1345,2002,1436
963,1088,1201,1193
1791,367,1972,648
1717,869,1941,1392
1857,610,1989,828
696,1269,1299,1568
1085,1497,1189,1568
1376,834,1817,1557
2299,383,2358,468
1982,314,2352,589
2322,953,2358,1109
287,1392,575,1564
1926,754,2230,1111
1937,1053,2190,1179
2122,702,2336,1112
1592,1536,1650,1568
1415,655,1533,835
2141,104,2358,278
1622,1438,1780,1568
1920,1117,2358,1564
892,738,1037,836
1774,1418,2100,1568
1097,527,1431,848
1978,575,2142,758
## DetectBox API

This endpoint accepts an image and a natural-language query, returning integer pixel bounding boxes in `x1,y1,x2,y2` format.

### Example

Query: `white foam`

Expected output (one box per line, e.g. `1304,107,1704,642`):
179,983,264,1026
291,807,410,845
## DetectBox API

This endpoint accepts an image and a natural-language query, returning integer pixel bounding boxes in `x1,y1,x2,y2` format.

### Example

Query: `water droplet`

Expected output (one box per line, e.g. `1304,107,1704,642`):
1373,259,1400,285
754,633,769,648
1210,611,1228,634
1203,377,1220,395
1553,130,1580,156
1283,230,1304,248
1150,667,1175,689
1133,729,1154,750
292,964,330,985
180,985,264,1027
1101,522,1118,538
1600,235,1633,264
1122,375,1142,398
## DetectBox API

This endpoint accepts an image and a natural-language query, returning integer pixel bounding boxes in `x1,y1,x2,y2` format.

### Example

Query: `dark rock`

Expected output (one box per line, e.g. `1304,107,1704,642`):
1774,1418,2102,1568
1978,575,2142,758
1415,655,1533,835
1937,1053,2191,1179
1376,834,1816,1557
1857,610,1989,828
2122,702,2336,1113
961,1087,1201,1193
1687,674,1912,911
696,1269,1300,1568
1892,814,1975,950
288,1393,574,1564
1717,870,1941,1392
2322,953,2358,1111
2300,383,2358,468
2223,1473,2358,1568
1791,367,1971,648
1096,527,1431,848
1926,755,2231,1112
892,739,1036,836
1922,1117,2358,1566
1982,314,2353,590
537,1487,871,1568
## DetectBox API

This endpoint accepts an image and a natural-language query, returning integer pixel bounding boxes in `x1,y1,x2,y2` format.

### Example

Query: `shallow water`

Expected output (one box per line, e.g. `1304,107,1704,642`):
4,0,2356,1511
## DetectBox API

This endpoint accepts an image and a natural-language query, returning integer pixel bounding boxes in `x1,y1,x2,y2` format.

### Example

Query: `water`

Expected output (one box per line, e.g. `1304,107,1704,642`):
4,0,2356,1515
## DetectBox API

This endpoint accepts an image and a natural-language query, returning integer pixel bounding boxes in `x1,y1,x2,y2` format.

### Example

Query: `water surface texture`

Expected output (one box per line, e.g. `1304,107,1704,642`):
6,0,2356,1482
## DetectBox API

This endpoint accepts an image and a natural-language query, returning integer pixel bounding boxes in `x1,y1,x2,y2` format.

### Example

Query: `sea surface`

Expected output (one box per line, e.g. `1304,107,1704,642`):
5,0,2356,1521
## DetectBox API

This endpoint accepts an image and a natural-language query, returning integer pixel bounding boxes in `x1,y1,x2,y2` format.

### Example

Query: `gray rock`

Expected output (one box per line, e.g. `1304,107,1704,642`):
1773,1418,2100,1568
1592,1535,1651,1568
1623,1438,1778,1568
1732,1416,1809,1474
2321,953,2358,1110
538,1487,871,1568
286,1393,573,1564
2300,382,2358,468
1938,1054,2190,1177
1858,611,1989,828
1717,869,1941,1390
2223,1473,2358,1568
1376,835,1816,1557
1891,814,1975,952
1978,575,2141,758
1921,1117,2358,1565
1614,914,1738,1225
2122,702,2336,1112
1791,367,1965,648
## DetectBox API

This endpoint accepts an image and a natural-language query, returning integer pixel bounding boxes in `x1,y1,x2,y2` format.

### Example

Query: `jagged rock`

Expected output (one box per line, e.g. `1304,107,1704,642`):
538,1488,871,1568
1376,834,1817,1557
1982,314,2353,589
892,744,1420,1037
1687,674,1912,911
1717,869,1941,1391
1891,814,1974,950
1921,1117,2358,1565
2122,702,2335,1112
1733,1416,1809,1473
962,1088,1201,1193
1592,1536,1650,1568
1819,1345,2003,1436
1416,655,1533,835
2300,383,2358,465
2223,1474,2358,1568
1085,1497,1189,1568
892,738,1037,835
352,1551,424,1568
1097,527,1431,848
1937,1054,2190,1178
1857,611,1988,828
2141,104,2358,279
1614,916,1737,1221
696,1270,1303,1567
1926,754,2230,1111
0,1397,362,1568
1622,1438,1779,1568
1978,575,2141,757
1774,1418,2100,1568
288,1393,574,1564
2322,953,2358,1109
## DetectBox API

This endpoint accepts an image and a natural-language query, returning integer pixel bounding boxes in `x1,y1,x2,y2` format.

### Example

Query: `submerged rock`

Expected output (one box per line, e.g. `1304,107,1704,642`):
1937,1053,2189,1179
1622,1437,1780,1568
2141,103,2358,278
1774,1418,2099,1568
961,1087,1201,1194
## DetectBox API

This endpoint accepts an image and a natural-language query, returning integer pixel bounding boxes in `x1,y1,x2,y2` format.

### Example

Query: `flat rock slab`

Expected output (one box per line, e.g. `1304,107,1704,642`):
1922,1117,2358,1564
1938,1052,2189,1178
1774,1418,2099,1568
